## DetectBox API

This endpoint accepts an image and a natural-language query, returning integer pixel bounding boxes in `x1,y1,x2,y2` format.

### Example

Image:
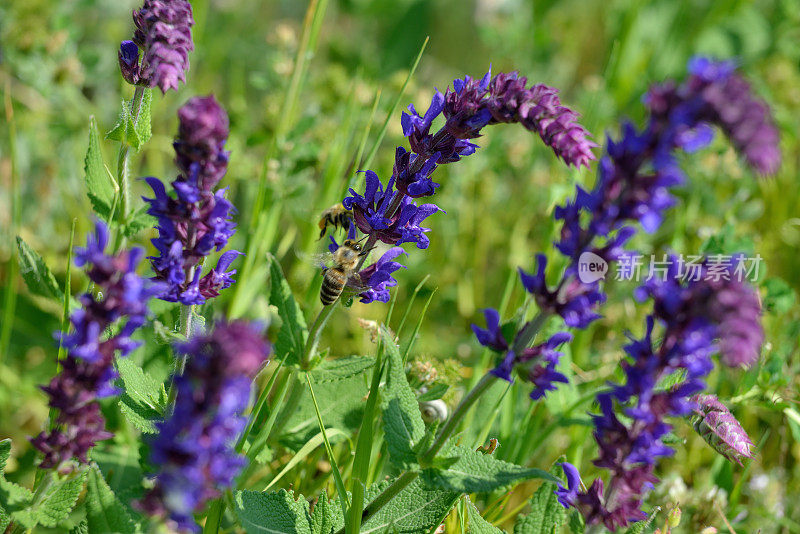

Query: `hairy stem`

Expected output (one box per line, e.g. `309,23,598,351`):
116,86,146,225
166,304,194,406
301,303,337,370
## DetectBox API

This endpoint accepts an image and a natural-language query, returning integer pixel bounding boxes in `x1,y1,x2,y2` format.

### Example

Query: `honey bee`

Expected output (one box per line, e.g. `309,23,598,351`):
317,203,353,239
320,238,369,305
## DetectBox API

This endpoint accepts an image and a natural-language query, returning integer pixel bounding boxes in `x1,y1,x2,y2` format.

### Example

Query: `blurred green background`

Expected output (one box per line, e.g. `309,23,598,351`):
1,0,799,531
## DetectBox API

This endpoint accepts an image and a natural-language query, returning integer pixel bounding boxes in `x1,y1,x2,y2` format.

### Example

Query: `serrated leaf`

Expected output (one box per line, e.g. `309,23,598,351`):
106,95,148,150
514,464,565,534
118,399,160,434
361,478,459,534
269,254,308,366
16,236,63,301
0,439,34,510
310,493,344,534
123,206,156,238
421,445,558,494
234,489,313,534
134,88,152,146
84,116,116,218
116,356,166,434
623,507,660,534
12,470,86,529
466,496,504,533
567,510,585,534
69,520,89,534
280,357,372,449
380,326,425,469
85,464,136,534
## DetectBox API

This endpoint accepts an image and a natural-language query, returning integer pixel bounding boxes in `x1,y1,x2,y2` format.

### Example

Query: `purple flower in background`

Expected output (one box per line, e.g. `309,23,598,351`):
559,261,762,530
691,394,754,465
144,95,241,305
138,321,270,532
524,57,780,331
30,222,161,471
472,308,509,353
120,0,194,93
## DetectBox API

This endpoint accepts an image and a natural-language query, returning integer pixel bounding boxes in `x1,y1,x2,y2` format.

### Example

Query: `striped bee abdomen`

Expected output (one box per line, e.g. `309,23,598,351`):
321,267,347,305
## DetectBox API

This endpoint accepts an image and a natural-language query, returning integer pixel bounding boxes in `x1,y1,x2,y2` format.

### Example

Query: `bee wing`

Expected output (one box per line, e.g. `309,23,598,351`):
295,250,334,270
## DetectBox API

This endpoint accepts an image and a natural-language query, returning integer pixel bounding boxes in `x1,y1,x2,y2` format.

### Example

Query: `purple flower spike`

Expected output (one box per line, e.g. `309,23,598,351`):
138,321,270,532
143,96,241,305
691,394,754,465
31,222,160,471
124,0,195,93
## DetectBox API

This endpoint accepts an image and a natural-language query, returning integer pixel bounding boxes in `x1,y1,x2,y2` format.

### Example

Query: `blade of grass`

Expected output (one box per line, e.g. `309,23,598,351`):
233,0,330,317
400,286,436,363
1,82,20,363
236,356,286,453
305,371,350,521
347,347,386,534
265,428,347,491
395,274,430,339
360,36,429,172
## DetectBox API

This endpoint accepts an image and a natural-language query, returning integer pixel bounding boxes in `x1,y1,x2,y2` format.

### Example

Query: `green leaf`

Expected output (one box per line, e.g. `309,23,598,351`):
84,116,117,218
85,464,136,534
106,90,152,150
421,445,558,494
514,464,565,534
567,510,585,534
16,236,63,301
234,489,313,534
623,507,660,534
69,520,89,534
269,254,308,366
123,206,157,239
134,88,152,147
310,492,344,534
280,356,372,449
379,326,425,469
116,356,167,434
466,496,504,534
12,471,86,529
417,382,449,402
361,477,459,534
0,439,34,512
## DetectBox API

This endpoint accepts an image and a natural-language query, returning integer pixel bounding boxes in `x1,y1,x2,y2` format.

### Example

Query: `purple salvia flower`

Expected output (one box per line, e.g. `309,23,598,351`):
558,262,762,530
691,394,754,465
30,222,161,471
143,95,241,305
120,0,195,93
138,321,270,532
342,170,441,249
473,309,572,399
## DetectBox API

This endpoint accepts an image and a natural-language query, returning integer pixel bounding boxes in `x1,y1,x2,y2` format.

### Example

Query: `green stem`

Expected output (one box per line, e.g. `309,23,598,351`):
167,304,194,406
116,86,145,226
301,303,337,370
335,470,419,534
202,498,224,534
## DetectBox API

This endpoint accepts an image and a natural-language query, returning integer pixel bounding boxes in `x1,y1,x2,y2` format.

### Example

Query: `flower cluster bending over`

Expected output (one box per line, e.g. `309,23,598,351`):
342,68,596,304
30,222,162,471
